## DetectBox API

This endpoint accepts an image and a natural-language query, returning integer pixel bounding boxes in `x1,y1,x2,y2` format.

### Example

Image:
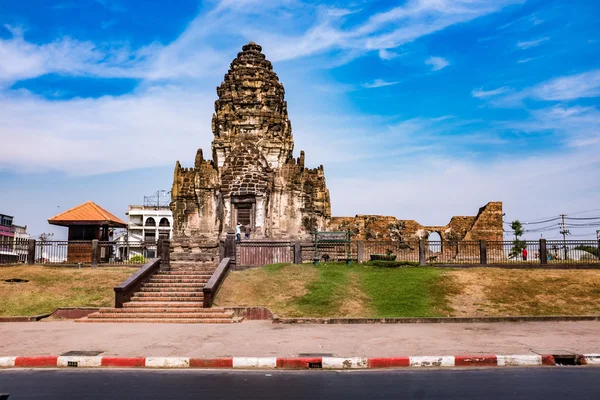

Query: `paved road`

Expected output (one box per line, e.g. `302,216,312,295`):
1,368,599,399
2,320,600,357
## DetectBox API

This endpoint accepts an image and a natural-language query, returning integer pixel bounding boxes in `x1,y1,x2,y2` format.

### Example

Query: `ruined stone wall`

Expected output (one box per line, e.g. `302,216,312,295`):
170,150,221,240
330,202,503,242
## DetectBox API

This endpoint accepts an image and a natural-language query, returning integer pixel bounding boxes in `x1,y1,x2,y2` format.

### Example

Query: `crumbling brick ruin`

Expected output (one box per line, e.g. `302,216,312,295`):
171,42,331,245
171,42,503,255
329,202,503,243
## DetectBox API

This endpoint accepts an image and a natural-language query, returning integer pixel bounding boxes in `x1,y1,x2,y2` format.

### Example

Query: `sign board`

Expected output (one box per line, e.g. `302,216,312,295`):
314,231,349,243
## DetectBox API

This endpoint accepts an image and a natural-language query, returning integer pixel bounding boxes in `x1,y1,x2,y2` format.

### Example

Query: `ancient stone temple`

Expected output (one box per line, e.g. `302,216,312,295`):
171,42,331,243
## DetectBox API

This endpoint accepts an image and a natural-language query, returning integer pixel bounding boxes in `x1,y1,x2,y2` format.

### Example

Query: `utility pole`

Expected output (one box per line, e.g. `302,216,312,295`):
559,214,570,260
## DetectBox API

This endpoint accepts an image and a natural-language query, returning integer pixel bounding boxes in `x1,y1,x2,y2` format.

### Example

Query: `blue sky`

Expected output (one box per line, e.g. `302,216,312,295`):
1,0,599,240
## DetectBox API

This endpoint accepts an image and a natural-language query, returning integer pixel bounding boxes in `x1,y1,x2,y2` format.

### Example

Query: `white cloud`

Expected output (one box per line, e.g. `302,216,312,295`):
425,56,450,71
0,87,215,175
517,57,535,63
378,49,402,60
361,79,400,89
516,36,549,49
471,86,509,98
529,69,600,101
478,69,600,107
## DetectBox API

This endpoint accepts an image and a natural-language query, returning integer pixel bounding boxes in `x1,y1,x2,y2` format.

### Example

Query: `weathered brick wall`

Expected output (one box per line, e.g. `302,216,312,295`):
330,202,503,242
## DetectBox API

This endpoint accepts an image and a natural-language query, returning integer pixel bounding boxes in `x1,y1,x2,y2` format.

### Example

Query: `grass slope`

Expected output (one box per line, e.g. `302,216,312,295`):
216,263,458,318
449,268,600,316
0,265,137,316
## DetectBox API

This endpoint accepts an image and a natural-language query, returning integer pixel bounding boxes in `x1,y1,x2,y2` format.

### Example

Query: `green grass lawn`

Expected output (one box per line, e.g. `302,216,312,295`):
216,262,459,318
0,265,137,316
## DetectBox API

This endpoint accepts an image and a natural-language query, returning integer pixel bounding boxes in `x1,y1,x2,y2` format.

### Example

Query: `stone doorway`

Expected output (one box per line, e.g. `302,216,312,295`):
232,195,255,229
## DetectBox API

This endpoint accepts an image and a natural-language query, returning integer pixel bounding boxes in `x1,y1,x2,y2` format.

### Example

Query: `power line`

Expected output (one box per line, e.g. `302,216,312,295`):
567,208,600,216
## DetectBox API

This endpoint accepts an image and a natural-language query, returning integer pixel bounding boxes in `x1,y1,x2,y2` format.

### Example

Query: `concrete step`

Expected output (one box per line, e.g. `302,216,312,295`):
156,271,215,276
89,312,234,319
76,318,234,324
144,282,208,287
123,302,205,308
133,292,203,297
100,307,228,313
131,296,204,307
139,287,204,292
149,278,211,283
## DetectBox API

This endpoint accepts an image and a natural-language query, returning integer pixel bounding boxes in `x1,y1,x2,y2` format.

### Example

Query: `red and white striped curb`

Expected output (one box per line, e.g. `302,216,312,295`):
0,354,598,369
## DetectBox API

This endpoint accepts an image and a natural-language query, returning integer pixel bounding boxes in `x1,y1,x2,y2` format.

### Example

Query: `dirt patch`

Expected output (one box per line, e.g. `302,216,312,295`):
448,270,495,316
214,264,319,316
337,272,371,317
448,268,600,316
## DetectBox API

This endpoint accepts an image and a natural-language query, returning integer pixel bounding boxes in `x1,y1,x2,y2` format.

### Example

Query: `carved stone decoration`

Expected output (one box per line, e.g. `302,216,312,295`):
171,42,332,243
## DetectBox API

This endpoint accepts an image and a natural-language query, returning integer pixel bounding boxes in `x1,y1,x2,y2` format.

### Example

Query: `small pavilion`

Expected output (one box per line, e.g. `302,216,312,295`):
48,201,126,262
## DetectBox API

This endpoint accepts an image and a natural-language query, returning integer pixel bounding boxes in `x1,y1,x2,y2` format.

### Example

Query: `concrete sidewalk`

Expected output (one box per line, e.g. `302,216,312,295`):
1,320,599,357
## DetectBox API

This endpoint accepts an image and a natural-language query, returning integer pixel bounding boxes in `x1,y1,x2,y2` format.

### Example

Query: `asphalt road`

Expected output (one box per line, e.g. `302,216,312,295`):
0,368,599,399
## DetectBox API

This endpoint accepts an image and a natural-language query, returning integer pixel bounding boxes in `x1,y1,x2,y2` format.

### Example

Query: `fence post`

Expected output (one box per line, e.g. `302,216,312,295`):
294,241,302,264
158,238,171,271
539,239,547,265
357,241,364,263
27,239,36,264
91,239,99,267
419,239,426,266
479,240,487,265
224,231,236,267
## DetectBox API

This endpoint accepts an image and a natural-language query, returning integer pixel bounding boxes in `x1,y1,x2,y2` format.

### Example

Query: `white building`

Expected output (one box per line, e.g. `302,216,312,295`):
116,204,173,261
113,191,174,261
127,205,173,242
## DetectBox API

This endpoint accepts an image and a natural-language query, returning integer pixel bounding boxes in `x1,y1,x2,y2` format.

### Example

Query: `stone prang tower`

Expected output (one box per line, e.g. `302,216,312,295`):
171,42,331,244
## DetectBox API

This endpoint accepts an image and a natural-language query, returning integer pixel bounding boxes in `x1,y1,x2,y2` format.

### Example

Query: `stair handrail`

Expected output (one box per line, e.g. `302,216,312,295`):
203,257,232,308
114,258,161,308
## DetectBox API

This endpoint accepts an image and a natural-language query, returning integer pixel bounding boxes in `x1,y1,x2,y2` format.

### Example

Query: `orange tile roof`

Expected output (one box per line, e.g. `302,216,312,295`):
48,201,126,227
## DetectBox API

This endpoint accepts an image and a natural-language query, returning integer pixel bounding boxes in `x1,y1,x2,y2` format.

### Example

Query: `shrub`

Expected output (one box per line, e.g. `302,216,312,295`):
370,254,397,261
366,260,420,268
129,255,146,263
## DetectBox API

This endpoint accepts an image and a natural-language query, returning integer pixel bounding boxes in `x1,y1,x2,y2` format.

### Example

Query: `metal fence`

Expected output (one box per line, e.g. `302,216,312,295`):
237,241,294,267
0,240,159,265
99,241,157,264
362,240,420,263
0,237,29,264
425,241,480,264
546,240,600,263
252,239,600,266
3,238,599,266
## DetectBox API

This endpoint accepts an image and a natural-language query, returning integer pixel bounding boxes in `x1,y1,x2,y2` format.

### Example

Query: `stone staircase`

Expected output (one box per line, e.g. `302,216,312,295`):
79,261,239,324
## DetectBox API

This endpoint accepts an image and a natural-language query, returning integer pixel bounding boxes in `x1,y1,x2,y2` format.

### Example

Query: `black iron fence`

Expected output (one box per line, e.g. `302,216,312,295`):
3,237,599,267
0,237,29,264
235,238,600,267
0,239,160,265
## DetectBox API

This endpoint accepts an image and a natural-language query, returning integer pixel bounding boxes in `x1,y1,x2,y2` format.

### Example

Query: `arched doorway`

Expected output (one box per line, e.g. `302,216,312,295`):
428,231,442,252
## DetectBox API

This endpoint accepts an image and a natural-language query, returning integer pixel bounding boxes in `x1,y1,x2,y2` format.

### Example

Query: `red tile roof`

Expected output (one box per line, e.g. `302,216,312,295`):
48,201,126,227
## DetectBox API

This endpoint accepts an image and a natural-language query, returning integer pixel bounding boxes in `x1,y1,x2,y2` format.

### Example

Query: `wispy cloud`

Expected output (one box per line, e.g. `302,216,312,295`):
471,86,510,98
95,0,125,13
516,36,549,49
378,49,403,60
101,19,118,30
517,57,535,63
529,69,600,101
361,79,399,89
425,56,450,71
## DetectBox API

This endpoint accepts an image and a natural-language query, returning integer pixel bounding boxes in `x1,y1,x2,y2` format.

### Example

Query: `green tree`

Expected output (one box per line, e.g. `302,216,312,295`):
509,220,526,259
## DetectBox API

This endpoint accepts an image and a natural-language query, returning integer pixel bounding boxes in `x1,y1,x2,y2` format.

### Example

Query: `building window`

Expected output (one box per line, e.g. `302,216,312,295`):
145,217,156,227
159,218,170,227
144,231,156,242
